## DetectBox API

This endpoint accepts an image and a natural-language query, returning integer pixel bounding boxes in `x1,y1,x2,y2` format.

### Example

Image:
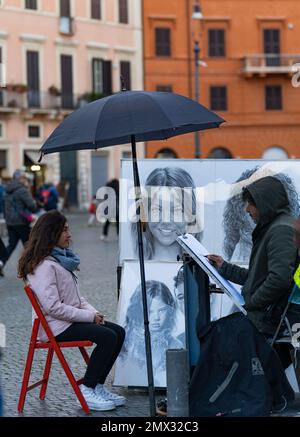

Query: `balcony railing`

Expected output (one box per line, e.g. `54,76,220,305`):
0,89,88,113
243,54,300,76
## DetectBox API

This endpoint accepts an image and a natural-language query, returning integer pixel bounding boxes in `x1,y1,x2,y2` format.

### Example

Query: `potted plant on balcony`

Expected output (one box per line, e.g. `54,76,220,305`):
5,83,28,93
79,92,104,105
48,85,61,97
14,84,28,93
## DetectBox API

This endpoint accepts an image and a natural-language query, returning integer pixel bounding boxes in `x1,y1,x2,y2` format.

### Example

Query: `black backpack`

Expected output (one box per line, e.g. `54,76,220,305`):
189,313,294,417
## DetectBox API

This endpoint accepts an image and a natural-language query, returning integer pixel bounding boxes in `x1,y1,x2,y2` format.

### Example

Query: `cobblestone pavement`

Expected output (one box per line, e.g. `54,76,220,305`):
0,214,157,418
1,213,300,419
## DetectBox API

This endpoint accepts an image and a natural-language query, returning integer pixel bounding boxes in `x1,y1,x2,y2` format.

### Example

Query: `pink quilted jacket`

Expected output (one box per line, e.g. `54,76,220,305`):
27,257,97,342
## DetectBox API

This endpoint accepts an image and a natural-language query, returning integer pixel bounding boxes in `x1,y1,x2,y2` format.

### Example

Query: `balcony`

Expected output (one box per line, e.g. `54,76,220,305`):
0,89,87,117
242,54,300,77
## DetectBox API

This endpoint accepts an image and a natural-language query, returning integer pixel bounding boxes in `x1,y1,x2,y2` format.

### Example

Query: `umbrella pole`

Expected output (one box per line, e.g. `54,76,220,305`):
131,135,156,417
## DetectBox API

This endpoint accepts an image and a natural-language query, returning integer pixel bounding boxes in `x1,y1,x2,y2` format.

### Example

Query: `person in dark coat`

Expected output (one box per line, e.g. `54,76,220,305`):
208,176,298,337
37,182,59,211
4,170,37,264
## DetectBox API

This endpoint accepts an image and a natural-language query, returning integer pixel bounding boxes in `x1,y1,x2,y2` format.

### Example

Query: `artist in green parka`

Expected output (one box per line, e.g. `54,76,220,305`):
208,175,298,337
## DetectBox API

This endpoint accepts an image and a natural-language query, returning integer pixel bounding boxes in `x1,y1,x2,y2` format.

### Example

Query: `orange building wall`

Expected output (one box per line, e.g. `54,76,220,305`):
143,0,300,159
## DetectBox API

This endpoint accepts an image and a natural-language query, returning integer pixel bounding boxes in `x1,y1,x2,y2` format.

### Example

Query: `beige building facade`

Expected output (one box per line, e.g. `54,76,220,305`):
0,0,143,208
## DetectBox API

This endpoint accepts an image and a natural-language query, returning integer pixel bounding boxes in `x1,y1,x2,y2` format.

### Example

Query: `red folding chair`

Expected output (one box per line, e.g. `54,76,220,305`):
18,285,93,414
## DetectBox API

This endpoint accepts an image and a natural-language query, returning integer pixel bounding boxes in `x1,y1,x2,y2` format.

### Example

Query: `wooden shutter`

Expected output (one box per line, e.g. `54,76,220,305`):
92,58,103,94
91,0,101,19
155,28,171,56
264,29,280,66
102,61,112,95
60,0,70,17
119,0,128,24
27,51,40,107
209,29,225,57
25,0,37,9
0,47,3,105
120,61,131,90
61,54,73,108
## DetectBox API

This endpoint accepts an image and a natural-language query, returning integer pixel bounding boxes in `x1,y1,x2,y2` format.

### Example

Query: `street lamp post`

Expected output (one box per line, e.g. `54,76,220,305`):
192,1,203,159
194,40,201,159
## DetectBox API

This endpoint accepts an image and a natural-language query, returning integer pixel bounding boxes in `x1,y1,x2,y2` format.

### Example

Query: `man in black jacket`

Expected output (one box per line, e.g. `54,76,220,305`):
208,176,298,337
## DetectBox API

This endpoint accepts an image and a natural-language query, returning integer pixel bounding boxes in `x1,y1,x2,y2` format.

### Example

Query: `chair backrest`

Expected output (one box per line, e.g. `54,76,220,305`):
24,285,57,344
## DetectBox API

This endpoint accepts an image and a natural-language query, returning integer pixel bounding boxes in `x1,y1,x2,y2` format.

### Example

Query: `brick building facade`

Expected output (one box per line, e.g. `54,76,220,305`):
143,0,300,159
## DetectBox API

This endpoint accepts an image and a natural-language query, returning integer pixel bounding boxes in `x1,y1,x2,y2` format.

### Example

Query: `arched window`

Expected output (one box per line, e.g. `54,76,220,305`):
155,148,178,159
262,146,289,160
207,147,233,159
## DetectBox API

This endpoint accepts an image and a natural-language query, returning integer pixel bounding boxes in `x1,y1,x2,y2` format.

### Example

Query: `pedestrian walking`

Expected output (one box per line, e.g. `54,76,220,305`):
88,195,98,226
37,182,59,211
3,170,37,268
0,238,7,276
0,178,5,218
18,211,126,412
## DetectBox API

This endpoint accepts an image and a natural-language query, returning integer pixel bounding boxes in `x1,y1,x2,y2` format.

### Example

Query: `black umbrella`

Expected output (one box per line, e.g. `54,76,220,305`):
40,90,225,416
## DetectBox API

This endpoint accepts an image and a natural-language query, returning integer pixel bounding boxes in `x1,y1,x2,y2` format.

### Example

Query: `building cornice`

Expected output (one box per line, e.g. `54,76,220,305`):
19,34,46,43
0,31,9,40
55,38,80,47
86,42,109,50
256,16,287,22
114,46,136,54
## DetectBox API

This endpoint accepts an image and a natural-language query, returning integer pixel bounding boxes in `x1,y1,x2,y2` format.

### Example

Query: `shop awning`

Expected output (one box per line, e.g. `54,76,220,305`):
25,150,41,164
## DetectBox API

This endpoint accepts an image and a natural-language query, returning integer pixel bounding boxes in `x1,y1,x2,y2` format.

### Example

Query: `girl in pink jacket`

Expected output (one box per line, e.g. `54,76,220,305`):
18,210,125,412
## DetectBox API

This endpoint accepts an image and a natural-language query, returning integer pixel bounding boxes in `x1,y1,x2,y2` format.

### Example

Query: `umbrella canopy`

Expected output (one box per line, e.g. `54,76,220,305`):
40,90,224,154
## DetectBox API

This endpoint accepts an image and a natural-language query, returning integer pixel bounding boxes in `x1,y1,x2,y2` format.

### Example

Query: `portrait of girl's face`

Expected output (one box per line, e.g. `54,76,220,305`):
148,296,172,333
148,188,188,246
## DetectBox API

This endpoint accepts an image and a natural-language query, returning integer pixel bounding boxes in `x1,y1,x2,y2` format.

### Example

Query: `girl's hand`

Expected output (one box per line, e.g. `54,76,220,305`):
94,313,105,325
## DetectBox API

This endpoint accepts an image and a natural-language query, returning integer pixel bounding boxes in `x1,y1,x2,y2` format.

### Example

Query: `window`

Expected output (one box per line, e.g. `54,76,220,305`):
0,47,3,106
262,146,288,160
92,58,103,94
91,0,101,20
59,0,72,34
61,54,74,108
119,0,128,24
25,0,37,10
210,86,227,111
265,85,282,110
207,147,232,159
28,125,40,138
208,29,225,57
27,51,40,108
91,59,112,96
122,151,132,159
155,28,171,57
60,0,70,17
120,61,131,90
0,150,6,170
264,29,280,67
155,148,177,159
156,85,173,92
